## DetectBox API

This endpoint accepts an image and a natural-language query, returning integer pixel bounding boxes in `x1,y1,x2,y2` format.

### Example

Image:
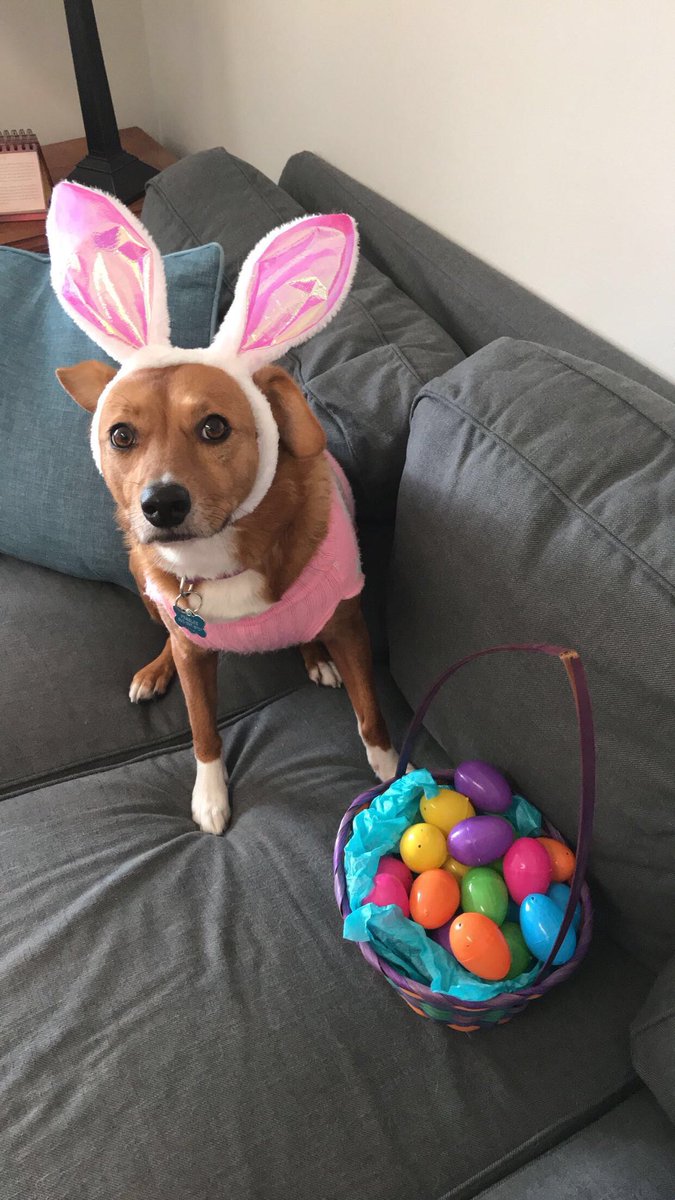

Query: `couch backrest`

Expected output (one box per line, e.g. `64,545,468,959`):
280,152,675,405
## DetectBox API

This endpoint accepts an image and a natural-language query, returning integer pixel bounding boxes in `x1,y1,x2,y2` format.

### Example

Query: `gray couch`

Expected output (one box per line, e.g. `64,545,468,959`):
2,148,674,1200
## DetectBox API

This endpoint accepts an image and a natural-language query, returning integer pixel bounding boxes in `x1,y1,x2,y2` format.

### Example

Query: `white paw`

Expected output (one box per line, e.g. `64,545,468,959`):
365,742,400,783
308,659,343,688
192,759,231,835
129,677,159,703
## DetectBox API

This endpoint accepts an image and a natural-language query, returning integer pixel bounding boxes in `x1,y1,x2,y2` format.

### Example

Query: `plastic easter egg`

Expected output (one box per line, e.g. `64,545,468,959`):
448,815,515,867
453,760,512,813
503,837,553,904
420,788,475,835
548,882,582,932
538,836,576,882
461,867,508,925
501,922,534,979
399,822,447,873
410,869,460,929
449,913,511,981
442,854,470,882
377,855,413,893
364,874,410,918
520,894,577,965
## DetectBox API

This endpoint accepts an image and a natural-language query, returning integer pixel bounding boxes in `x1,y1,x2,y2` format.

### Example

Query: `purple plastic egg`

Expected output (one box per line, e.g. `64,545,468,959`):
454,761,512,813
431,920,453,954
503,837,552,905
448,815,515,867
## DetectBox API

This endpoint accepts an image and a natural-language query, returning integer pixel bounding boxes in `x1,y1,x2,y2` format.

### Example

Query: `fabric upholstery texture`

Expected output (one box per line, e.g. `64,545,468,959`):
631,954,675,1124
0,682,652,1200
471,1090,675,1200
0,242,224,588
280,151,675,405
0,555,306,801
388,338,675,969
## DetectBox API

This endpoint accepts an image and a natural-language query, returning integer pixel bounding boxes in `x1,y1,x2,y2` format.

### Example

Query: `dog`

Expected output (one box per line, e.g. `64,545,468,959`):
48,183,398,834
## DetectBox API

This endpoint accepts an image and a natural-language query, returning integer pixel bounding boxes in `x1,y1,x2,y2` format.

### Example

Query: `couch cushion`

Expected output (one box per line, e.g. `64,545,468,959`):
472,1090,675,1200
0,242,224,589
280,151,675,404
142,149,464,522
0,677,652,1200
388,337,675,969
631,955,675,1124
0,554,306,800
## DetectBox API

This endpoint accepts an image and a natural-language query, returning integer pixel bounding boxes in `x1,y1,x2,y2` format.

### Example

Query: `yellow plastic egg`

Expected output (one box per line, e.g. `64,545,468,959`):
420,788,475,836
442,855,470,881
399,823,447,872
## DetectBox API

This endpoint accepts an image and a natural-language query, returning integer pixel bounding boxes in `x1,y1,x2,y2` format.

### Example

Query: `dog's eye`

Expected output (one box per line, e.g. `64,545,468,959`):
110,423,136,449
200,415,231,442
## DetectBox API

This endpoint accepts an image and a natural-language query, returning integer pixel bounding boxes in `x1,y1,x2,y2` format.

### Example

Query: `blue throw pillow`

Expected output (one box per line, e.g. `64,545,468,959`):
0,242,224,588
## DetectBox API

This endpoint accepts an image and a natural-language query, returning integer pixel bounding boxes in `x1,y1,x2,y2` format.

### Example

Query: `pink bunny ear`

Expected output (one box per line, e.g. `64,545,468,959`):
211,213,358,370
46,181,170,363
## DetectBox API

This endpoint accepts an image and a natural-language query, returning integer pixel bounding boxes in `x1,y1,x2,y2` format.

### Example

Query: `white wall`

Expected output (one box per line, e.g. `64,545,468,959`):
0,0,157,146
2,1,673,380
140,0,675,383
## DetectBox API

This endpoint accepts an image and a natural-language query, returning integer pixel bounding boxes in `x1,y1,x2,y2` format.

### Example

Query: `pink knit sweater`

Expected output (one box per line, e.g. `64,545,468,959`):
147,455,364,653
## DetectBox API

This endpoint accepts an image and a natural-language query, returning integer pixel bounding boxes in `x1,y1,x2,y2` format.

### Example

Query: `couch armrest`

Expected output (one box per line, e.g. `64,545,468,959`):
632,954,675,1123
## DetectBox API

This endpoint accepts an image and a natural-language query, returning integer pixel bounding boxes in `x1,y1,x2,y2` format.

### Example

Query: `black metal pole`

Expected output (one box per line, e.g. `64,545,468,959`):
63,0,159,201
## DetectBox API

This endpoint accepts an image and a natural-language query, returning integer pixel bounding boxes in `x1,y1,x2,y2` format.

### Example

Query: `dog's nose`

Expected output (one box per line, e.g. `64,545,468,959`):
140,483,192,528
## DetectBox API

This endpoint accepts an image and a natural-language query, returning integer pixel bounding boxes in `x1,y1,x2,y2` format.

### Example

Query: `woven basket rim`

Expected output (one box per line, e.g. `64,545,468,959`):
333,770,593,1011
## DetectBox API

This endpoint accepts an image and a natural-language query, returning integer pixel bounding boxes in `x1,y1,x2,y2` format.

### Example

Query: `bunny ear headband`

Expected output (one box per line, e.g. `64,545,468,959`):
47,181,358,519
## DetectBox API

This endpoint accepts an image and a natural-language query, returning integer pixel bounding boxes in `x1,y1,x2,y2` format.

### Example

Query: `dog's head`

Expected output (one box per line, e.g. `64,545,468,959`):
48,184,357,545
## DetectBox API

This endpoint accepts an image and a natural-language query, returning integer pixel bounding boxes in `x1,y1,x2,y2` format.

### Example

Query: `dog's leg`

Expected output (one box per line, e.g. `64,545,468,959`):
128,548,177,702
321,599,398,782
170,634,229,834
300,641,343,688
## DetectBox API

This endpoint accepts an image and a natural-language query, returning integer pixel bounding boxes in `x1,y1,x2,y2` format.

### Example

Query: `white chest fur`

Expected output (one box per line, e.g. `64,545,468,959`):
155,528,271,622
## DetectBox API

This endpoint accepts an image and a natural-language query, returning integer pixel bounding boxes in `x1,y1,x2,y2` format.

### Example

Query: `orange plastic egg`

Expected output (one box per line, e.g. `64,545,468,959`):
538,837,576,882
449,912,511,980
410,869,460,929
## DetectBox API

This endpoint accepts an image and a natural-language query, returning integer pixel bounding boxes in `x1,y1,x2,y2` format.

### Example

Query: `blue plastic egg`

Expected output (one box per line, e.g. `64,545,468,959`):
548,882,582,932
520,893,577,965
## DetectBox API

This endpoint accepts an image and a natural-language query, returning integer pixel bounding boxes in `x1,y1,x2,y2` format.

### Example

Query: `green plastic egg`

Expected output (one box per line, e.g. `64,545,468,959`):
460,867,508,926
502,922,534,979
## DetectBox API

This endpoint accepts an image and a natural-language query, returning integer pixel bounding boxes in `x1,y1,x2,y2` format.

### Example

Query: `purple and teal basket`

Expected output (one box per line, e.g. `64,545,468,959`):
334,644,596,1031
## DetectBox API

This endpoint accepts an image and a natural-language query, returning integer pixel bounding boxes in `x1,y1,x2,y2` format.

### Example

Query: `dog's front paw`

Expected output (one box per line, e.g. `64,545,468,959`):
129,654,175,703
192,759,231,835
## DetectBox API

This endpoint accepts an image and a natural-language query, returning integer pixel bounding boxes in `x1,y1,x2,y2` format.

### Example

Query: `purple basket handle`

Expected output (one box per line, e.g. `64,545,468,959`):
395,643,596,983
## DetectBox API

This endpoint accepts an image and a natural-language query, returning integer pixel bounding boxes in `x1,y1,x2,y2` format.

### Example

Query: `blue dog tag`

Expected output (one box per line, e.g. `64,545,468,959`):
173,604,207,638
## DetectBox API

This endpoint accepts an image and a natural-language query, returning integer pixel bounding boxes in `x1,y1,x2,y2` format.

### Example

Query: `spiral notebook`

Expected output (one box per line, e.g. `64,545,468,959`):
0,129,52,221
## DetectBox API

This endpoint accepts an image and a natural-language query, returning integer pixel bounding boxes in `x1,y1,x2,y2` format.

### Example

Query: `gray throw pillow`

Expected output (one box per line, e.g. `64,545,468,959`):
388,337,675,968
0,242,224,588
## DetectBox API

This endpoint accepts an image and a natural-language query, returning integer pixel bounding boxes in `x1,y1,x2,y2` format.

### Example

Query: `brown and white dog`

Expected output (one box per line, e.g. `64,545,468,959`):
48,186,397,833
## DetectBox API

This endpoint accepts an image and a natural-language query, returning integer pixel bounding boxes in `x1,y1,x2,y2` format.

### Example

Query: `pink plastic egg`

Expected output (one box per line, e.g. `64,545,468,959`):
377,855,413,893
503,837,552,905
364,873,410,918
448,815,515,866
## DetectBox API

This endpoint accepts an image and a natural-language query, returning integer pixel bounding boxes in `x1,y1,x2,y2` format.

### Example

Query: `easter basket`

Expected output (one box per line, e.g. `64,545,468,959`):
333,644,595,1030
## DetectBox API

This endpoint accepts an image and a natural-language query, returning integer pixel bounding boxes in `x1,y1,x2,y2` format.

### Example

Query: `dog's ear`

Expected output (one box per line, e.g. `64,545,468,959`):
55,361,118,413
253,366,326,459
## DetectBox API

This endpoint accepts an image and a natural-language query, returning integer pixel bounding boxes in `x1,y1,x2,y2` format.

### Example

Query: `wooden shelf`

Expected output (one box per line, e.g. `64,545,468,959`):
0,127,177,252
